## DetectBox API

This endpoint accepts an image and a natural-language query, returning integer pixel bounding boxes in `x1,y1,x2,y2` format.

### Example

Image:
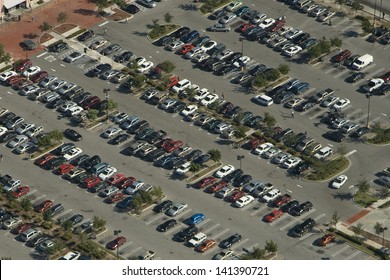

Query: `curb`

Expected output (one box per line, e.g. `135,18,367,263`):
186,162,223,184
29,141,64,161
301,156,351,183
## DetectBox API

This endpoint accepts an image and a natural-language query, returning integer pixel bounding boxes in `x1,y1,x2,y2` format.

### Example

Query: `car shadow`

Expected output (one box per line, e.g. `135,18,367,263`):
331,192,353,201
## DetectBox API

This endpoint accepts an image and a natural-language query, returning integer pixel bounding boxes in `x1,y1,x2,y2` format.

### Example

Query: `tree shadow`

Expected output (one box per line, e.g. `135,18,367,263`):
332,192,354,201
178,4,198,11
133,31,148,37
23,33,39,39
73,8,97,17
342,30,359,38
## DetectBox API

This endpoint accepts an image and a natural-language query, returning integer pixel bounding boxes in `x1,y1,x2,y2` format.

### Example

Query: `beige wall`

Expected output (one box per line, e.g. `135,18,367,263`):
1,0,32,16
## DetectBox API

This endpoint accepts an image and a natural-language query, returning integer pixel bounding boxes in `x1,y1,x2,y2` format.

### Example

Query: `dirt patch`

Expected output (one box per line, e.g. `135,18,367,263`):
53,23,78,34
106,8,132,22
39,32,54,44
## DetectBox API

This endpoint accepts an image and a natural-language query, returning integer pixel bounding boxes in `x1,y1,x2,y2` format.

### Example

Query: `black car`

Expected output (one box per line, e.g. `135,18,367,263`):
290,201,313,216
273,128,293,142
114,51,134,63
208,9,227,20
50,203,65,217
47,41,69,53
292,32,310,45
0,112,16,125
378,84,390,95
128,120,149,134
225,106,242,119
346,72,365,83
45,157,67,170
292,162,311,175
153,200,173,213
72,172,90,184
157,219,177,232
281,200,299,213
70,154,90,166
125,4,140,14
109,134,130,145
158,35,175,46
324,131,345,142
223,168,244,183
167,101,186,113
273,91,294,104
245,115,263,128
74,92,92,106
46,98,65,109
68,214,84,225
100,43,121,56
172,27,190,38
174,225,198,242
21,39,37,50
185,149,202,161
215,64,238,76
208,42,226,56
64,128,83,141
234,174,252,187
291,218,316,237
81,155,101,170
0,132,17,143
145,130,167,144
193,153,211,165
296,101,316,112
144,148,166,162
89,63,112,77
249,64,267,76
220,233,242,249
116,196,133,211
89,182,108,193
77,30,95,42
350,127,369,138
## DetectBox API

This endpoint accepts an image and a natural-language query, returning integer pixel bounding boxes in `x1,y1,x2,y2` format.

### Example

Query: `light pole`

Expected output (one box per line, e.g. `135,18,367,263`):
366,93,372,128
373,0,377,27
114,229,121,259
239,37,245,71
381,227,388,247
237,155,245,170
103,88,110,123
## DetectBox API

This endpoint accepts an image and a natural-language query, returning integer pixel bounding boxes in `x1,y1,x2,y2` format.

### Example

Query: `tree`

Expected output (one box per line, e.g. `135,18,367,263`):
350,0,363,15
57,12,67,24
330,37,342,48
252,74,268,88
62,220,73,231
356,180,370,194
48,129,64,142
241,247,266,260
329,211,340,228
0,44,12,65
133,74,146,89
93,216,106,230
113,0,127,9
46,240,64,255
337,143,347,155
164,13,173,23
207,149,221,162
86,109,99,121
93,0,109,11
264,68,280,81
150,186,163,199
107,99,118,111
43,210,52,222
20,198,32,212
352,223,364,241
37,134,51,147
234,126,246,139
158,60,175,73
263,112,276,133
39,21,52,33
379,187,390,199
374,222,384,236
277,64,290,75
152,19,160,28
189,163,201,173
264,240,278,254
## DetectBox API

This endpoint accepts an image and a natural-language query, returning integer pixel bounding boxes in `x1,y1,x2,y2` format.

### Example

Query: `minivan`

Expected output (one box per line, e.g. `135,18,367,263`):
172,79,191,93
256,95,274,106
291,82,311,95
314,146,332,159
91,162,110,175
20,228,40,242
295,137,314,152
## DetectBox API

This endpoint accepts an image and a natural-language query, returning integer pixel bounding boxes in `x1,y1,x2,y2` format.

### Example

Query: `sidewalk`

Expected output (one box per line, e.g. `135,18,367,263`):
0,0,104,60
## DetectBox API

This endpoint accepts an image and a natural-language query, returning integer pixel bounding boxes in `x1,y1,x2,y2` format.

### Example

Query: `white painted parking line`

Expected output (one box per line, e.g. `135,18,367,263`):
240,202,258,212
55,209,72,220
369,116,381,125
31,194,46,203
347,108,363,119
367,68,386,79
209,228,230,240
331,245,350,257
314,213,326,221
37,52,48,58
345,150,357,157
174,208,193,220
333,18,350,28
279,218,298,231
349,185,355,189
232,238,249,250
249,204,268,216
325,66,339,74
308,108,326,120
334,69,350,78
359,63,377,73
145,214,164,225
99,21,109,27
164,223,185,236
127,246,142,256
245,243,259,252
25,189,37,198
299,232,314,241
118,242,133,252
7,91,12,95
203,223,220,234
271,214,290,226
344,250,361,260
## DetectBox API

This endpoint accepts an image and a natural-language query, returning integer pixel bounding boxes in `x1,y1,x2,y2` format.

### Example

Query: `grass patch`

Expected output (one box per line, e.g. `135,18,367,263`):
0,64,13,73
305,156,349,181
148,24,180,40
200,0,232,14
187,162,222,183
353,192,378,208
378,200,390,209
367,127,390,144
66,28,86,39
332,229,379,258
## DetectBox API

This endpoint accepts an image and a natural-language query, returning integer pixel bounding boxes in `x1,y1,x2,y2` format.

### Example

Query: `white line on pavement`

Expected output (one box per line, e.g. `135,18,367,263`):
203,223,220,234
331,245,350,257
127,246,142,256
299,232,314,241
286,189,293,193
209,228,230,240
249,205,268,216
280,218,299,231
349,185,355,189
345,150,357,157
50,68,56,72
344,250,361,260
145,214,164,225
60,64,66,67
314,213,326,221
31,194,46,203
36,52,48,58
296,185,303,188
99,21,109,27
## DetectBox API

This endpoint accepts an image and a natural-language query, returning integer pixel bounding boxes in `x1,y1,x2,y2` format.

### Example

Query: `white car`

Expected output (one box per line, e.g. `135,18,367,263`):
0,70,17,82
102,126,122,138
283,45,303,57
277,25,293,36
363,78,384,93
340,122,359,133
200,93,219,106
213,250,235,260
332,98,350,110
331,175,348,189
216,49,233,61
192,53,210,63
100,70,119,80
49,80,66,91
193,88,210,101
25,126,43,138
259,18,275,29
262,189,281,202
282,157,302,169
15,122,35,135
7,135,28,148
63,147,83,160
100,186,120,197
89,39,108,50
135,56,146,66
225,1,242,12
320,96,339,107
180,105,198,116
3,218,22,229
234,195,255,208
215,164,235,178
166,40,184,51
64,51,84,63
200,40,217,52
253,142,274,155
0,126,8,136
166,202,188,217
59,101,77,113
285,28,303,40
272,152,291,164
137,61,154,73
67,106,84,116
22,66,41,77
233,56,250,68
219,13,237,24
58,251,81,260
251,13,267,24
98,166,117,181
263,147,280,159
185,47,204,59
332,118,349,129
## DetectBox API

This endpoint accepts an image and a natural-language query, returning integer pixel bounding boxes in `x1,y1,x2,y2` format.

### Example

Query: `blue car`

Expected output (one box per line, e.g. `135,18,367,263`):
180,30,200,44
188,213,206,225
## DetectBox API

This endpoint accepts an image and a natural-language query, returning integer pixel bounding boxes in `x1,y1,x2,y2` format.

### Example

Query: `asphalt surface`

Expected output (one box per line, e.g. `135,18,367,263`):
1,0,388,260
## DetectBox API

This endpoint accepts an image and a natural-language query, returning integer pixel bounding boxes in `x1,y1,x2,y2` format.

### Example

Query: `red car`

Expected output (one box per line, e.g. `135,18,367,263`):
318,234,336,246
106,236,126,250
105,193,125,204
238,23,255,33
158,138,173,149
163,140,184,153
207,180,227,193
12,186,30,198
57,163,75,175
196,176,217,189
273,194,292,207
107,173,126,185
247,137,265,150
35,153,56,166
117,177,136,189
333,49,351,62
83,177,101,189
177,44,194,55
13,79,33,90
269,20,285,32
14,59,32,72
30,71,48,83
229,190,245,202
264,209,283,222
6,75,24,86
12,223,32,234
82,96,101,110
166,76,179,88
379,71,390,82
34,200,53,213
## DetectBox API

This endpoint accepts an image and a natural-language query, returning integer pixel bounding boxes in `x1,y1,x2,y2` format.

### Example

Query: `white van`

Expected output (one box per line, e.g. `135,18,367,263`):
172,79,191,93
256,95,274,106
314,146,332,159
352,54,373,70
296,0,312,9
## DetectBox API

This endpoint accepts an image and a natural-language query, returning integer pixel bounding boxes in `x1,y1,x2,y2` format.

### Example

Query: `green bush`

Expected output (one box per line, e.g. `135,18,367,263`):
306,156,349,180
200,0,231,14
264,68,280,81
368,128,390,144
148,24,180,40
158,61,175,73
335,230,363,245
66,28,86,39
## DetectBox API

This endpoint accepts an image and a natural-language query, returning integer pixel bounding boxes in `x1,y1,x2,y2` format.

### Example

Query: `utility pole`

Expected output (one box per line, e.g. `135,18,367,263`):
103,88,110,123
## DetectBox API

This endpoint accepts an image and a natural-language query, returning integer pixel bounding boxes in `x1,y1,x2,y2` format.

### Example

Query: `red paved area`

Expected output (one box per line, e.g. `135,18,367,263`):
0,0,104,60
345,209,371,225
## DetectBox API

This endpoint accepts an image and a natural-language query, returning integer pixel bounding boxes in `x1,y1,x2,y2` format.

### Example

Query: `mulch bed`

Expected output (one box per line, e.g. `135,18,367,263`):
106,8,132,21
53,23,78,34
40,32,54,44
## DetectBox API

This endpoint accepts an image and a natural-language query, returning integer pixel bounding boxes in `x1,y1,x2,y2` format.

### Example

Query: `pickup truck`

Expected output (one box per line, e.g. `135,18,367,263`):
382,167,390,176
188,232,207,247
273,194,292,207
311,88,334,103
261,188,281,203
140,250,155,260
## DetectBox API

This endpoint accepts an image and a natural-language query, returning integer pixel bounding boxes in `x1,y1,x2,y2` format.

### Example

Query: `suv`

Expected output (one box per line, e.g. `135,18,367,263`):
290,201,313,216
175,225,199,242
291,218,316,237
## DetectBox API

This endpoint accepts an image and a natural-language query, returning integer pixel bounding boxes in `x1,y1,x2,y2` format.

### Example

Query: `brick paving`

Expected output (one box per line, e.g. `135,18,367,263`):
345,209,371,225
0,0,104,60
